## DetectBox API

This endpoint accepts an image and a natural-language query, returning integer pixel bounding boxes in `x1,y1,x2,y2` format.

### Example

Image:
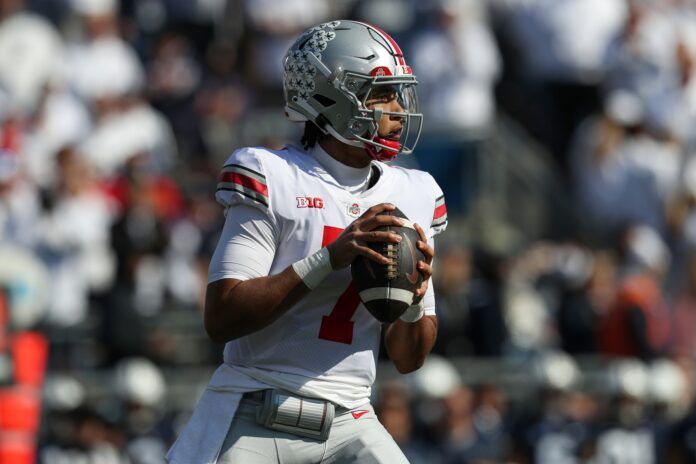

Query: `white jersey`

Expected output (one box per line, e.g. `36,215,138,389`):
212,144,448,407
166,144,447,464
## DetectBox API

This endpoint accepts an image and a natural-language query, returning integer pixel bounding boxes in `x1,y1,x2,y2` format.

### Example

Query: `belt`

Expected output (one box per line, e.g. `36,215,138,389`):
242,390,348,412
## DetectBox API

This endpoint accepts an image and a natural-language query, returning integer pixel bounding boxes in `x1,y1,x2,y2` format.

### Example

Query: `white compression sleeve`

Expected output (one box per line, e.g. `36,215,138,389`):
292,247,333,289
208,205,279,283
399,301,425,323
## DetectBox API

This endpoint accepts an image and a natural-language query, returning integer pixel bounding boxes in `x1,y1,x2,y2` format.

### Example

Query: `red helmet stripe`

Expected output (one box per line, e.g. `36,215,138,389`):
356,21,406,66
370,24,405,65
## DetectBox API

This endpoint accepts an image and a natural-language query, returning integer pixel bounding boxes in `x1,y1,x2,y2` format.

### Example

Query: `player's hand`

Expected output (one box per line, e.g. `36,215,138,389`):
327,203,405,269
412,223,434,303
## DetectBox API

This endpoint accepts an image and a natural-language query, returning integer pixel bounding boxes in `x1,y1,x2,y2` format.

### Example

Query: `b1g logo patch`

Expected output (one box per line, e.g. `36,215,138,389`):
297,196,324,208
348,202,361,217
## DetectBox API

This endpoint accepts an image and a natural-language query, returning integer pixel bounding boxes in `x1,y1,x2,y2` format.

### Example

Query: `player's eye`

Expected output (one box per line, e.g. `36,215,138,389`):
364,85,398,108
369,85,397,100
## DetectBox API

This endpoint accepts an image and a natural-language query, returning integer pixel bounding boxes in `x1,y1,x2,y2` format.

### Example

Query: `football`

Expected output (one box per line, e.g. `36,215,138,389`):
351,207,425,323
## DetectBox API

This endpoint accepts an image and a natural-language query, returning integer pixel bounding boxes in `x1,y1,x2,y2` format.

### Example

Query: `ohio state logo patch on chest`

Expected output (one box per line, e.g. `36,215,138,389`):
347,202,361,217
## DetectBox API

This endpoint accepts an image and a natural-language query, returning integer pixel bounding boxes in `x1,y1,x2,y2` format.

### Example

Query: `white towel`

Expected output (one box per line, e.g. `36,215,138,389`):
166,388,242,464
166,364,269,464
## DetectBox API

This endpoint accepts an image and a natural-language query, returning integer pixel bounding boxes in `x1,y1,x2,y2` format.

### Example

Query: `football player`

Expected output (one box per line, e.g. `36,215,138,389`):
167,20,448,464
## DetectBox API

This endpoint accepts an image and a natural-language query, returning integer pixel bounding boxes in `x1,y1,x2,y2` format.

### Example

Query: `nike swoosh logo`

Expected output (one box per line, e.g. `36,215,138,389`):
351,410,369,419
403,234,419,285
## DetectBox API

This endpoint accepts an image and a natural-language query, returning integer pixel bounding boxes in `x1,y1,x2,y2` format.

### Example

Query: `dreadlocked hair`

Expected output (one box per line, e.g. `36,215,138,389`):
301,122,327,149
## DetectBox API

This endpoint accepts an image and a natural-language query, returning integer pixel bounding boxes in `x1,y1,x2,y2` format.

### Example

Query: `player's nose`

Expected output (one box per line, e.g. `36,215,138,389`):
387,97,405,115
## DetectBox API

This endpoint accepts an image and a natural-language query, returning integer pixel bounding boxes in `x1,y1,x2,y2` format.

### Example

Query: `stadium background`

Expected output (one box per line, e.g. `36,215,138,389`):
1,0,696,462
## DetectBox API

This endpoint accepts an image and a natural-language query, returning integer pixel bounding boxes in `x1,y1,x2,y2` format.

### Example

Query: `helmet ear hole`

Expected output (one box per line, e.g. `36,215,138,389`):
312,95,336,108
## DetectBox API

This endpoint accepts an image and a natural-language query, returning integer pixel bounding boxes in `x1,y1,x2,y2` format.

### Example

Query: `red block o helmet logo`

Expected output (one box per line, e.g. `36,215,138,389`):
370,66,392,77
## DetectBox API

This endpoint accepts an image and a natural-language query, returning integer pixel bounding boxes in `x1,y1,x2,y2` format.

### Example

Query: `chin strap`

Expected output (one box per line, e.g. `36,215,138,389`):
365,136,401,161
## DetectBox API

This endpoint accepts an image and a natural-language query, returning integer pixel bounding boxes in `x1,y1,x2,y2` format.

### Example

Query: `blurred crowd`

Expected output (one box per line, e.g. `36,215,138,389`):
1,0,696,462
377,353,696,464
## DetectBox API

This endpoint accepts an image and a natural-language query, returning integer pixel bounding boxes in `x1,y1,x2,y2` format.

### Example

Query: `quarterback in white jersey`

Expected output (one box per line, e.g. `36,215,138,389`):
167,20,448,464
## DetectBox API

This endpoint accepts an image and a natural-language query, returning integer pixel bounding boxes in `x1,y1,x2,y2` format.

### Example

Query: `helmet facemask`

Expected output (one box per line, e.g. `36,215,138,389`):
349,76,422,161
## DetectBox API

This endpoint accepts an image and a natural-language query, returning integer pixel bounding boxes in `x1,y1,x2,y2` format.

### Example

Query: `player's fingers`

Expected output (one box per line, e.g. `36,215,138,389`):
414,281,428,298
362,215,405,231
360,203,395,219
356,231,402,243
414,223,427,242
354,245,391,264
417,240,434,263
418,261,432,278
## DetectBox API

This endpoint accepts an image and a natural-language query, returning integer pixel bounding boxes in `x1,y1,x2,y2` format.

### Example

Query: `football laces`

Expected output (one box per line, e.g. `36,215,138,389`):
384,242,398,280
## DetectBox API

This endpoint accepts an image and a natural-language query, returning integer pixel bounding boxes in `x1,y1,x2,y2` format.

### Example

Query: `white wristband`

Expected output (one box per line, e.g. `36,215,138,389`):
399,301,425,323
292,247,332,289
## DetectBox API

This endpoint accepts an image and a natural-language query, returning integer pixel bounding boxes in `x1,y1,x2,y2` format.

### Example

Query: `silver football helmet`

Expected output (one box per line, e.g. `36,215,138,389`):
283,20,423,161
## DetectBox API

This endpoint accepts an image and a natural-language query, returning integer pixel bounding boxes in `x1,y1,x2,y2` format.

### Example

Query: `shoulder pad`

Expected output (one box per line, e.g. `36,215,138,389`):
215,147,269,213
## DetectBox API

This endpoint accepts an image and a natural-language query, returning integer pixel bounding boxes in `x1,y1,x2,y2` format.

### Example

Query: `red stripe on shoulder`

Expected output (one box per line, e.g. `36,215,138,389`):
220,172,268,197
433,203,447,220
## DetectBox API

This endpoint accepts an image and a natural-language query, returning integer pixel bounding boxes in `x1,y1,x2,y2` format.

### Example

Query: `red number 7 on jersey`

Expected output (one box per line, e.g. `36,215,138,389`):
318,226,361,344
